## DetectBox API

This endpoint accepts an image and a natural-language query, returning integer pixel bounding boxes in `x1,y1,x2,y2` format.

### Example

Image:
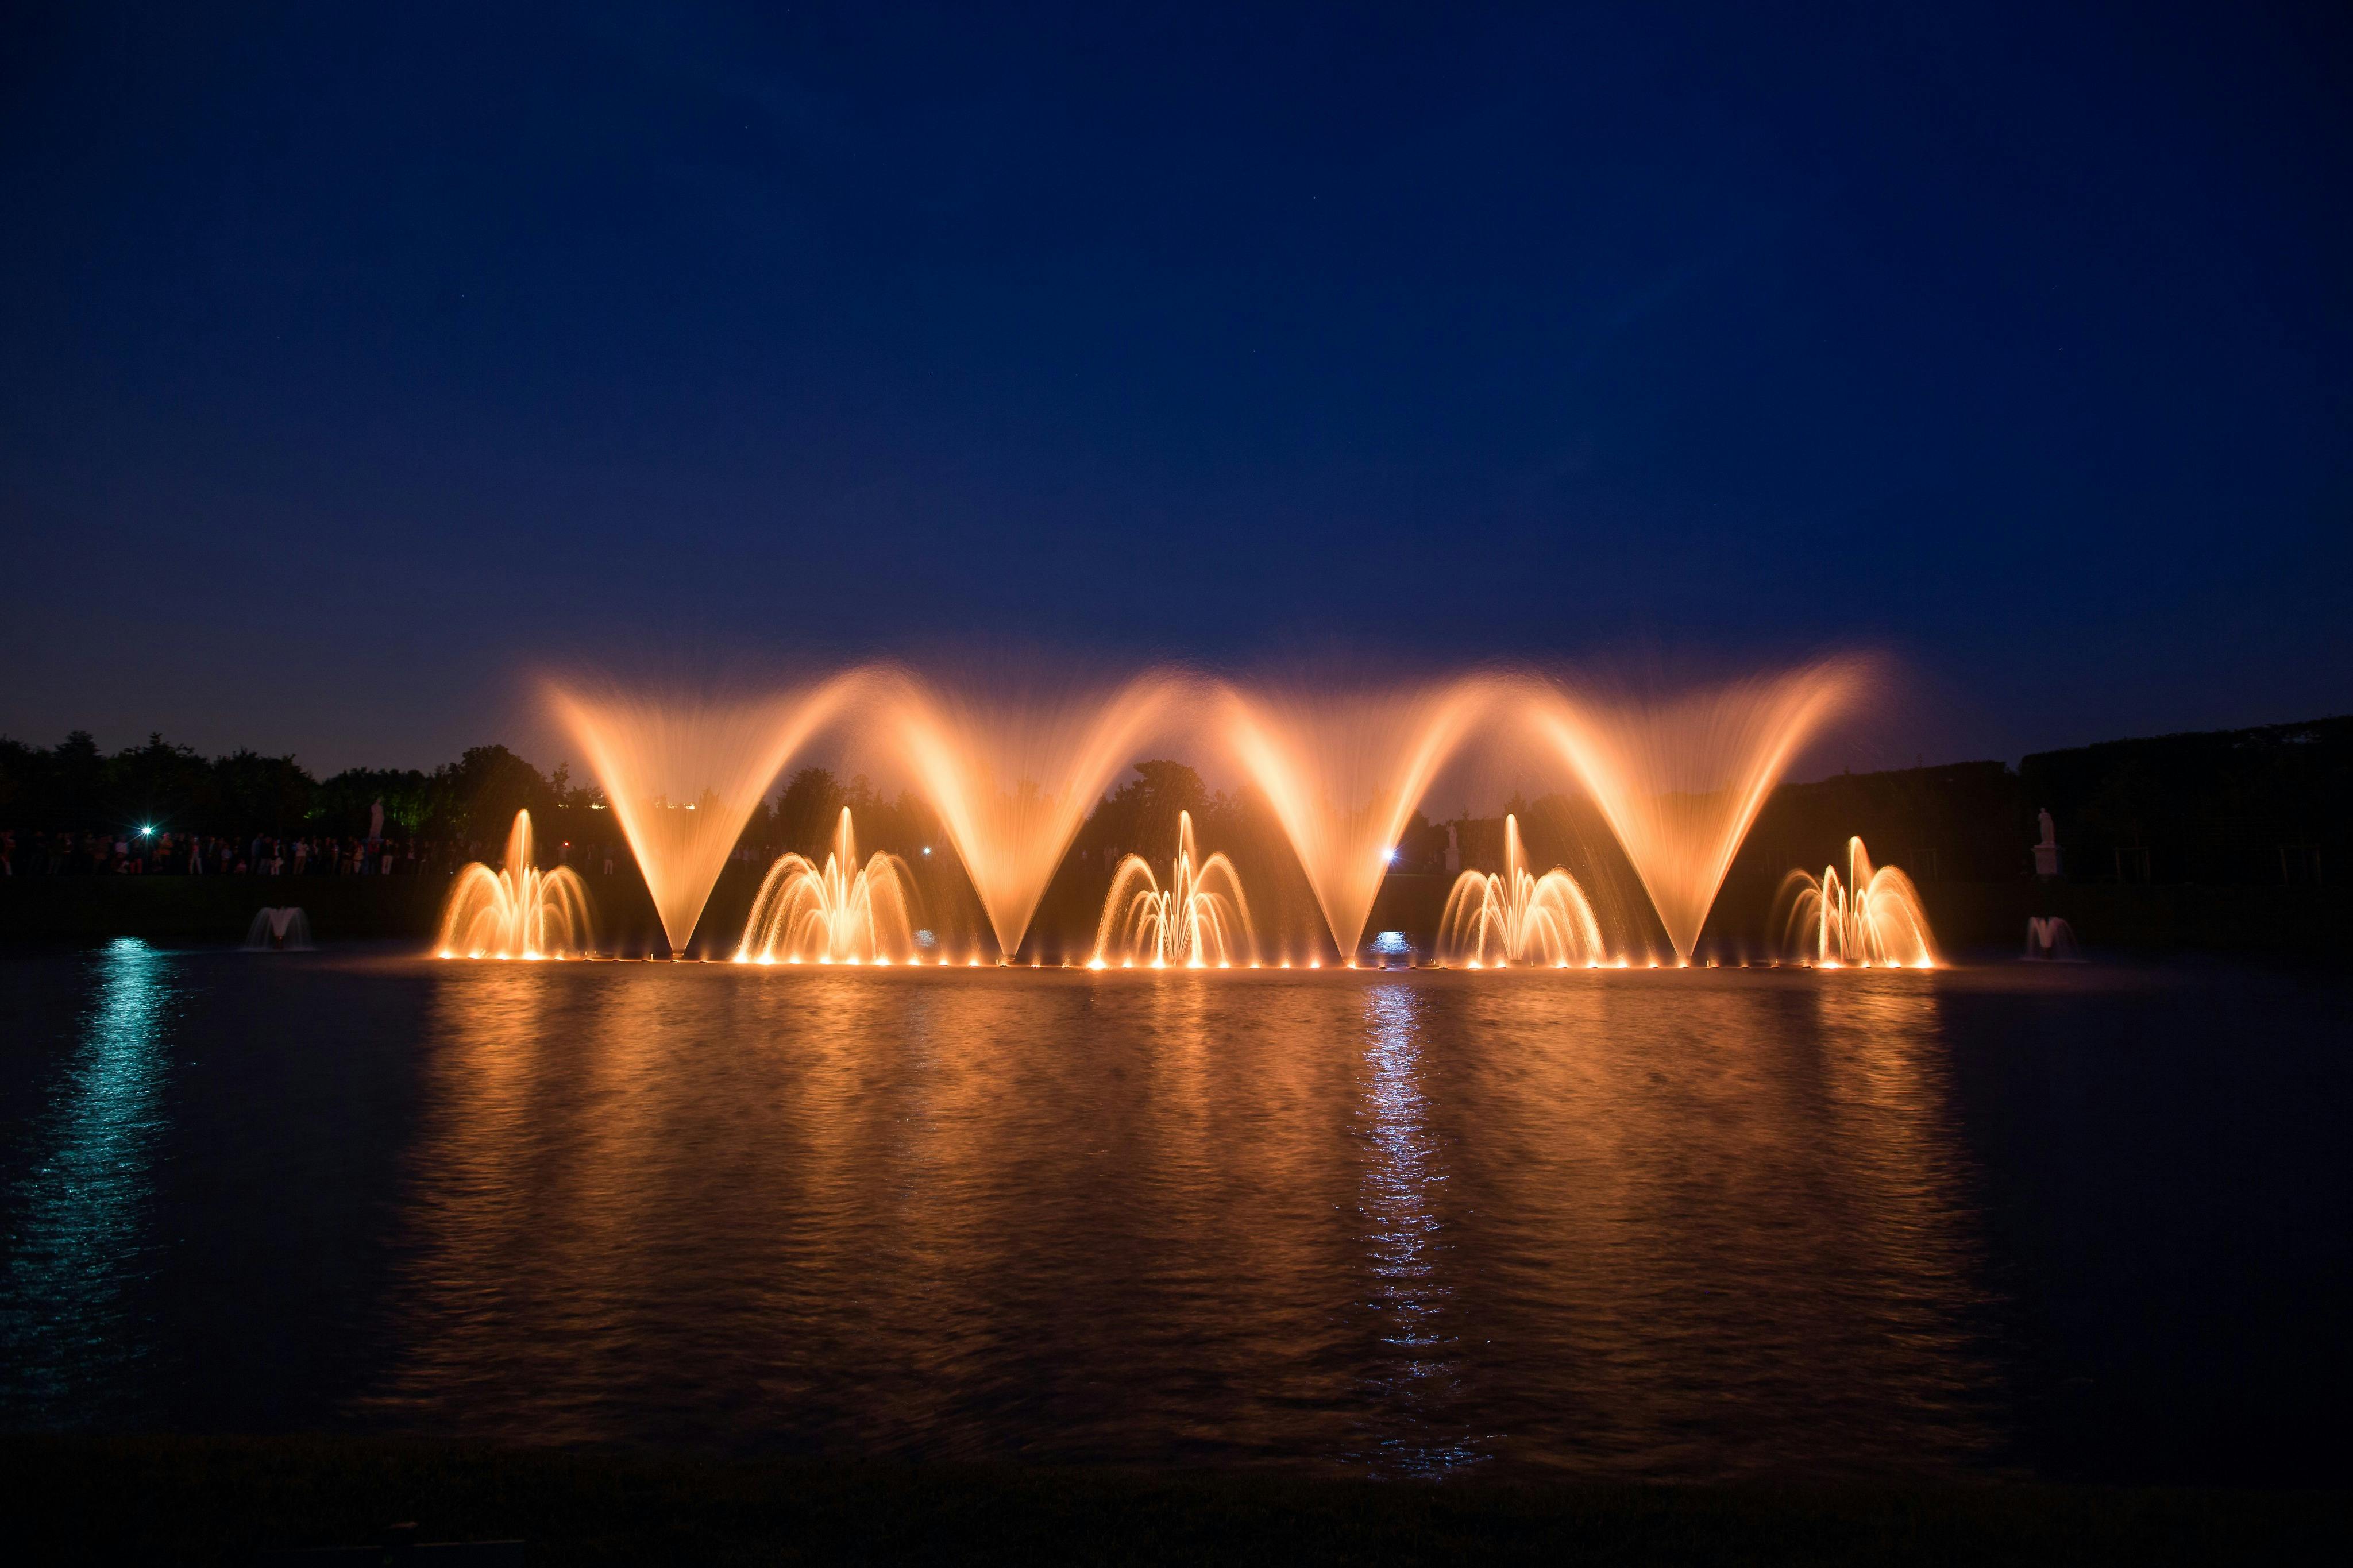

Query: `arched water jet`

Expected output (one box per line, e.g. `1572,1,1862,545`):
243,907,313,952
1437,813,1606,968
2023,916,2081,961
1090,809,1255,969
549,673,864,956
1523,661,1865,961
435,810,595,959
737,808,917,964
1775,836,1936,968
1219,677,1496,962
878,668,1186,959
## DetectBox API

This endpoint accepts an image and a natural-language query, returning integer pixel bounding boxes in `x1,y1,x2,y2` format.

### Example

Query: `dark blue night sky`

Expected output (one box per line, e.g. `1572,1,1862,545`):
3,2,2347,774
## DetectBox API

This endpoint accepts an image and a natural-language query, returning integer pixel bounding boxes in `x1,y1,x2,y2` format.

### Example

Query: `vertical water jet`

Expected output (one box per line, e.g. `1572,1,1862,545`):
1775,837,1937,968
435,810,595,959
737,808,918,965
1436,813,1606,967
1089,809,1256,968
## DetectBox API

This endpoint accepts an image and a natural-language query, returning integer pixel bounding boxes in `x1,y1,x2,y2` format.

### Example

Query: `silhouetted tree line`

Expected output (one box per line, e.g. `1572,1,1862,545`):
7,710,2342,891
2018,715,2350,886
765,767,942,860
1714,714,2350,894
0,731,596,845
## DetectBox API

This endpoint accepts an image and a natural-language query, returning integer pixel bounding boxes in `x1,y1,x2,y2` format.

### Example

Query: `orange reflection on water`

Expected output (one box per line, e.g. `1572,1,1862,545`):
369,962,1996,1473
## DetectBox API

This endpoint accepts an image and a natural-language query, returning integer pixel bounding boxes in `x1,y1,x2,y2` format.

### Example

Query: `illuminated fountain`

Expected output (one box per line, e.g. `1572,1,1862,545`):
880,668,1185,960
1775,836,1936,968
534,658,1881,974
1523,661,1866,962
1436,814,1606,968
435,810,595,959
550,674,862,956
2023,916,2082,962
1220,677,1496,963
242,907,313,952
1090,809,1256,968
737,808,918,965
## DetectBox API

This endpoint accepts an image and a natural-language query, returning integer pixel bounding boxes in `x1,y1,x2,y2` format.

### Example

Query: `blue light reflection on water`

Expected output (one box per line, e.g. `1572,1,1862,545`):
1354,982,1477,1476
1,939,175,1420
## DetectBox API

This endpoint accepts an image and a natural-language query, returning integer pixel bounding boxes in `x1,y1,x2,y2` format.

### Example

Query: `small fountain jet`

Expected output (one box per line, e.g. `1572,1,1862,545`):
1775,836,1936,968
738,808,919,965
1436,813,1607,968
1089,810,1256,969
436,810,595,959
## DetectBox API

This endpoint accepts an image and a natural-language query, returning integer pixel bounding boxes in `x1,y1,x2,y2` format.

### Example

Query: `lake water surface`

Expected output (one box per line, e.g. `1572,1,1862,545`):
2,944,2347,1482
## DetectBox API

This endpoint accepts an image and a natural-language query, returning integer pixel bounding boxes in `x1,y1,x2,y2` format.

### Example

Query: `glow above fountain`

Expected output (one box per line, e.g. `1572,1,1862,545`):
1524,661,1865,961
1090,809,1256,969
1776,836,1937,968
436,810,593,959
1220,676,1495,961
737,807,917,965
879,669,1184,960
1437,813,1607,968
550,674,862,956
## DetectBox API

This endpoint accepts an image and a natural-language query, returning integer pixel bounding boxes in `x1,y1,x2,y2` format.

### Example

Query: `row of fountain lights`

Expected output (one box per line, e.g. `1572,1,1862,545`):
435,809,1937,970
446,955,1921,970
435,949,1928,971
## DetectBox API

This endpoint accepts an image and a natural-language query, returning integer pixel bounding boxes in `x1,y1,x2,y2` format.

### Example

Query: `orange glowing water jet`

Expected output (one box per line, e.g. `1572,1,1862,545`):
1776,836,1937,968
435,810,593,959
737,807,917,965
550,674,863,956
1522,661,1865,961
1437,813,1607,968
1090,809,1256,968
879,668,1185,959
1220,677,1495,961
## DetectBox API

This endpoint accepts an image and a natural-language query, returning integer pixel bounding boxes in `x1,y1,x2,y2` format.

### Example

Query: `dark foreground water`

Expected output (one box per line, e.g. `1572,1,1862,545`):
2,944,2347,1484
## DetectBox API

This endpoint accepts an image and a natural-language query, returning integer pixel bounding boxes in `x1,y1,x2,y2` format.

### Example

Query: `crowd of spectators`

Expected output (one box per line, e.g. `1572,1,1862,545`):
0,830,632,880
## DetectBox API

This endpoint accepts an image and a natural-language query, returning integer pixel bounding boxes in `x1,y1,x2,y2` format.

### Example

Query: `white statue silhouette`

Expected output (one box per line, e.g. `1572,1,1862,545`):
2034,808,2059,877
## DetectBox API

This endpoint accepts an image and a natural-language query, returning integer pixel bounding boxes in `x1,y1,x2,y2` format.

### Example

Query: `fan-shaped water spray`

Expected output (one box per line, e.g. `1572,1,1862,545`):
1089,809,1256,969
550,674,863,956
1775,836,1936,968
435,810,595,959
1523,661,1865,961
1436,813,1607,968
1220,677,1496,961
736,808,919,965
2024,916,2081,961
880,669,1185,959
243,907,313,952
535,658,1873,971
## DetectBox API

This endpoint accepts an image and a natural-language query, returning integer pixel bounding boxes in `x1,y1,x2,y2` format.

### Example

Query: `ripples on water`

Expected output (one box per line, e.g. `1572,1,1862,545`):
1,939,172,1419
1,946,2346,1482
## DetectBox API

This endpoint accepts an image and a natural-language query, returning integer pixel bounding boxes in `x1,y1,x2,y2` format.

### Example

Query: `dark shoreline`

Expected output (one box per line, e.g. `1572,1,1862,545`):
6,1435,2346,1565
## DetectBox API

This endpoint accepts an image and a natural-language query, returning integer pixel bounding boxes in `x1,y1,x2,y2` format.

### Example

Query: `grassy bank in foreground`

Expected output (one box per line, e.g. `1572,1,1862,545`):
5,1437,2344,1565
